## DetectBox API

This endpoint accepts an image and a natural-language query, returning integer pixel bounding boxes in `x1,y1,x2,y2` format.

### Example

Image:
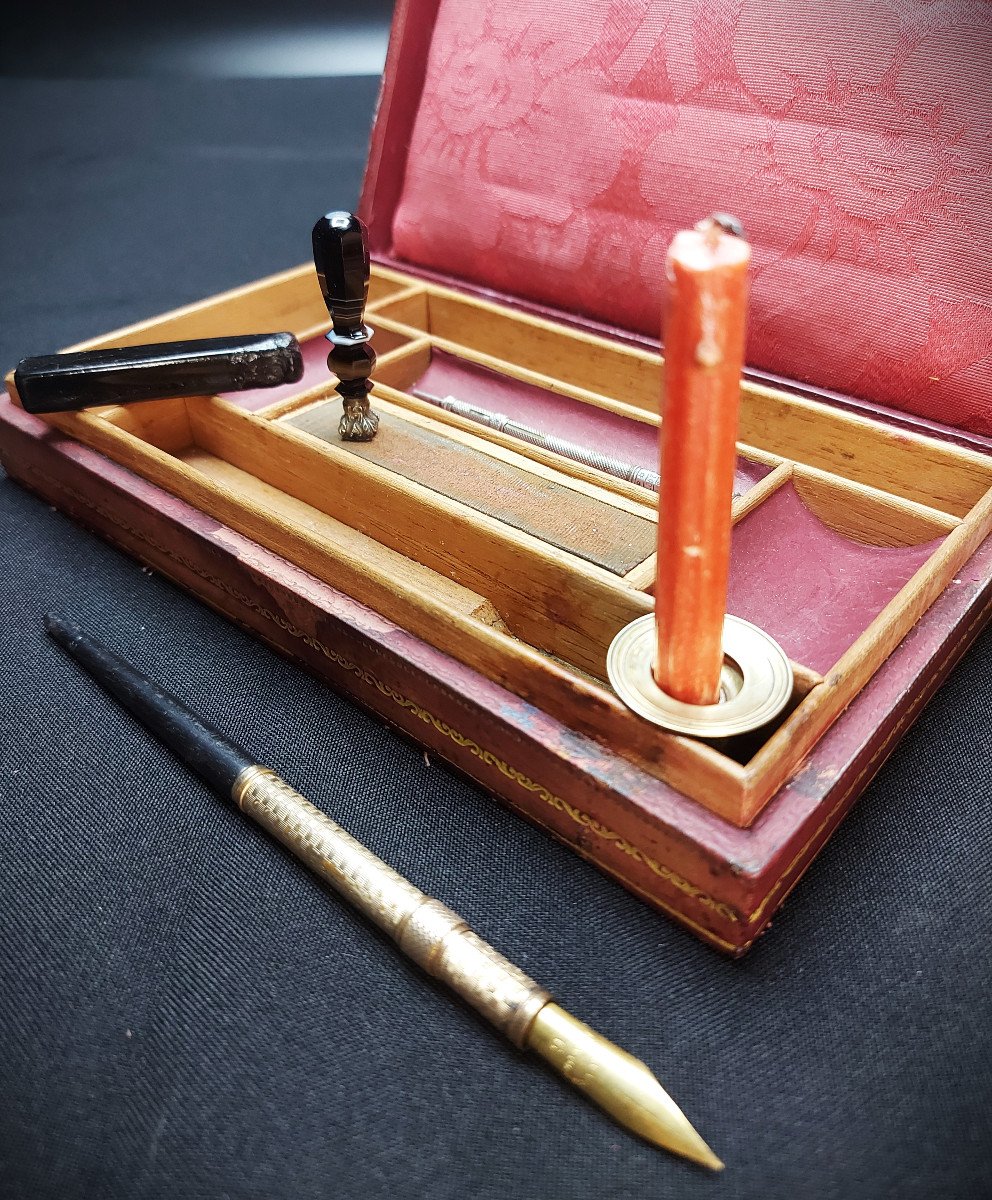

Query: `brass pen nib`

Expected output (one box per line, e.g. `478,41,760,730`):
527,1004,724,1171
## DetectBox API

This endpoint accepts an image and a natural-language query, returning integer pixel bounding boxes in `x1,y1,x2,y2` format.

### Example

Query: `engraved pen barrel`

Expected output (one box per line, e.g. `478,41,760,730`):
233,766,550,1046
45,614,722,1168
42,612,548,1047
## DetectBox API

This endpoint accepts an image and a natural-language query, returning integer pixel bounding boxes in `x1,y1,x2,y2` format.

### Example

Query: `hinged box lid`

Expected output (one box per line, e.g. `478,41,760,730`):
360,0,992,442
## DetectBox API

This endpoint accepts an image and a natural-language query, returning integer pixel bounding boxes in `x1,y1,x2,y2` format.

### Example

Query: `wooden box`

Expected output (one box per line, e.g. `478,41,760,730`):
3,0,991,953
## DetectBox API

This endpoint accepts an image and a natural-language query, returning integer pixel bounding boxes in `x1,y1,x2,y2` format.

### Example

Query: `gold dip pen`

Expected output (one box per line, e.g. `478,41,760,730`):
44,613,722,1172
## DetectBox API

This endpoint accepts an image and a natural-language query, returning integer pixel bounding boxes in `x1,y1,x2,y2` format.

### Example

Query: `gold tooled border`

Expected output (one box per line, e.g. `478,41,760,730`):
23,464,992,951
23,466,742,948
747,594,992,926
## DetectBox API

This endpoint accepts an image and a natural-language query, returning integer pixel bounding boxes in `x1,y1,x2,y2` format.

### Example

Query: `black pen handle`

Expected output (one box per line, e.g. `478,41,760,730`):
45,614,254,795
13,332,303,414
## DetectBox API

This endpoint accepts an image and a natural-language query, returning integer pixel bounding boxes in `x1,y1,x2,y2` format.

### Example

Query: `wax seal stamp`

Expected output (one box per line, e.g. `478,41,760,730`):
312,210,378,441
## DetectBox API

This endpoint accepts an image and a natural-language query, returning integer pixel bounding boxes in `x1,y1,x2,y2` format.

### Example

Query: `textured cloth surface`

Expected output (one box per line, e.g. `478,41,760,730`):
2,76,992,1200
392,0,992,435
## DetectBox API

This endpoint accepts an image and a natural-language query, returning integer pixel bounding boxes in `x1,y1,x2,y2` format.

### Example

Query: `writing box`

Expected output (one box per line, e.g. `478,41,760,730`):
3,0,990,954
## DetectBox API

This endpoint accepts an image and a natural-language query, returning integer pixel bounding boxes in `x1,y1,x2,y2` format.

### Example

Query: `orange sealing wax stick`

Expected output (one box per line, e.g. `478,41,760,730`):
654,214,751,705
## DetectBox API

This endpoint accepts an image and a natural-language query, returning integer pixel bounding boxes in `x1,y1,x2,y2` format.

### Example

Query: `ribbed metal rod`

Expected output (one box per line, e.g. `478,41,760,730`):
414,389,660,491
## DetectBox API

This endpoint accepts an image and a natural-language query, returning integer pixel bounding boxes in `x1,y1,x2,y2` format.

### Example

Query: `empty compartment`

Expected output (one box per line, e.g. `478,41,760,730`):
373,286,662,412
726,481,949,673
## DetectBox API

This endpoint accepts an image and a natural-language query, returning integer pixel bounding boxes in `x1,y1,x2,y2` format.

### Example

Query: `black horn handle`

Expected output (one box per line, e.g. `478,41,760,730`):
311,211,378,442
13,332,303,414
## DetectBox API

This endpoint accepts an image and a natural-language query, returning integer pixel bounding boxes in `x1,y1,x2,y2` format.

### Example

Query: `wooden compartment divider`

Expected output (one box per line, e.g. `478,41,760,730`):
178,449,508,631
371,281,992,516
792,466,960,546
741,484,992,822
17,262,992,833
738,379,992,517
730,461,794,524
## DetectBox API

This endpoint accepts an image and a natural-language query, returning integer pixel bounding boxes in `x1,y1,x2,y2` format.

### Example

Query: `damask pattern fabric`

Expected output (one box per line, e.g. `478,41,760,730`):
391,0,992,434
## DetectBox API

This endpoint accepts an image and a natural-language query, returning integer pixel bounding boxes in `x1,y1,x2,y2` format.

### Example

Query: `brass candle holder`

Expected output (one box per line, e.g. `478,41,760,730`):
607,613,792,738
609,213,792,739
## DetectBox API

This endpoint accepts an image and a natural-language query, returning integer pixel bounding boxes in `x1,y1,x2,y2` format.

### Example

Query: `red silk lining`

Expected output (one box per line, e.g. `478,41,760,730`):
390,0,992,435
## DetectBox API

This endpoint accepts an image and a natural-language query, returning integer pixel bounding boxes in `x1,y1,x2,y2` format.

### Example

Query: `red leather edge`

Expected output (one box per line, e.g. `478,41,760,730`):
4,394,989,955
360,0,443,260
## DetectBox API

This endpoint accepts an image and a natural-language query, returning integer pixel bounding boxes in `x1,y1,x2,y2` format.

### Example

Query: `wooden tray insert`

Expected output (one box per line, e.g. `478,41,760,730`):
288,402,657,575
24,263,992,830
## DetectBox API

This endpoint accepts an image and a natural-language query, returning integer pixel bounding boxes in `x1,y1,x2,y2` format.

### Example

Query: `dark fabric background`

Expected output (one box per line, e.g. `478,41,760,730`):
1,77,991,1200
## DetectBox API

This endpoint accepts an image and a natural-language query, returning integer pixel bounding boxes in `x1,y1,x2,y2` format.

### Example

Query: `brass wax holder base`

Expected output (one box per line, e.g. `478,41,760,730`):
607,614,792,738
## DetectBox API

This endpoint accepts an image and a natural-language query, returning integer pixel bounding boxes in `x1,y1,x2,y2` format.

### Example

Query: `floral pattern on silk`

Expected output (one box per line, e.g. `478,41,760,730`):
391,0,992,433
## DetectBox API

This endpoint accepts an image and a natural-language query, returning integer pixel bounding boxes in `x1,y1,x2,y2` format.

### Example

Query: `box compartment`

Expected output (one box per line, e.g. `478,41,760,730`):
24,265,992,832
